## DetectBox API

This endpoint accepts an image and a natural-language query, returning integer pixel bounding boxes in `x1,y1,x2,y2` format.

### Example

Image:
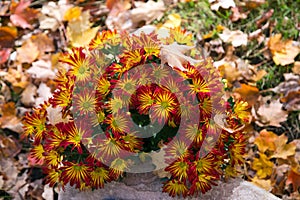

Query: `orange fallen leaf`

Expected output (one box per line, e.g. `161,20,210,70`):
234,83,259,106
254,130,277,153
0,26,17,48
268,34,300,66
286,167,300,192
106,0,120,10
292,61,300,75
252,153,274,179
0,102,23,133
218,63,241,87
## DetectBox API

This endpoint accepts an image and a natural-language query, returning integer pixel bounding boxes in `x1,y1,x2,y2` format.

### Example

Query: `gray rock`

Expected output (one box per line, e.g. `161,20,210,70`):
58,174,280,200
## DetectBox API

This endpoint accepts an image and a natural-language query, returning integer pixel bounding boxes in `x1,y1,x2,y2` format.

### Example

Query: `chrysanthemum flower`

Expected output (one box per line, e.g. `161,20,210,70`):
44,124,66,151
119,48,145,70
113,73,138,95
73,91,96,115
96,75,111,96
162,179,189,198
60,121,87,154
44,150,62,167
165,139,189,160
192,154,218,175
90,166,110,189
132,32,160,58
189,174,215,195
166,158,189,181
185,124,203,146
199,96,213,117
105,113,130,135
50,87,72,108
43,167,61,187
189,76,210,96
151,65,170,81
29,144,45,165
109,158,128,179
60,47,92,83
233,100,250,123
89,31,108,50
151,90,178,123
95,135,122,161
60,161,91,188
23,28,246,197
169,27,193,46
22,106,47,143
120,133,143,152
136,85,155,115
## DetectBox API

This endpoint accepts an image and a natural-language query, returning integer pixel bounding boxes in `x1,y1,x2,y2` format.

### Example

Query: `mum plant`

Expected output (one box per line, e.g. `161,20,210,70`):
23,28,250,197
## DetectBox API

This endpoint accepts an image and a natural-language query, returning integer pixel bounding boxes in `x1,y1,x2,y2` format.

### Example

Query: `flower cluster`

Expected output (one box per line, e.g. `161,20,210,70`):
22,28,250,197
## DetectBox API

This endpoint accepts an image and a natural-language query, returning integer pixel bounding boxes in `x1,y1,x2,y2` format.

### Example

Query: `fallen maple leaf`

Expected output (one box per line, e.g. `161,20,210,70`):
20,83,37,107
9,0,39,29
0,102,23,133
252,96,288,127
26,60,56,80
271,134,296,160
66,9,99,47
292,61,300,74
252,153,274,179
39,1,72,31
130,1,165,26
233,83,260,106
161,13,181,29
106,0,165,30
4,68,29,93
160,42,201,71
36,83,52,106
30,33,55,54
218,63,241,87
254,130,277,153
268,34,300,66
251,176,272,191
219,28,248,47
0,26,17,48
209,0,236,10
0,48,12,64
16,39,39,63
286,167,300,192
230,7,248,22
63,6,82,21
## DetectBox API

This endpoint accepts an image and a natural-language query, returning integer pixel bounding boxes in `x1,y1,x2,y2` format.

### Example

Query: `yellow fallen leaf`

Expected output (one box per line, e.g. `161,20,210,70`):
254,130,277,153
251,176,272,191
268,34,300,66
271,134,296,159
252,153,274,179
68,26,99,47
161,13,181,29
64,6,82,21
